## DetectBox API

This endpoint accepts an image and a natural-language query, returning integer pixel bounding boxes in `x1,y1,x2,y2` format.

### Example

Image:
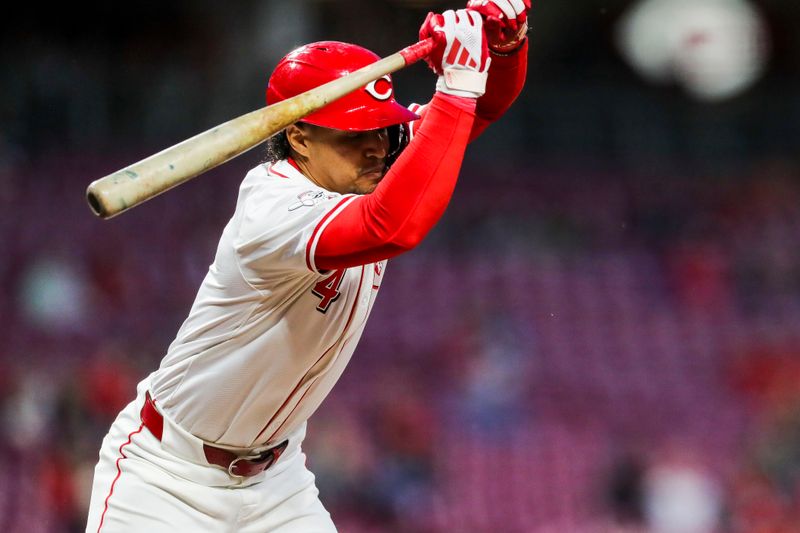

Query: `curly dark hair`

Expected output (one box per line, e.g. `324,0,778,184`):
264,130,291,163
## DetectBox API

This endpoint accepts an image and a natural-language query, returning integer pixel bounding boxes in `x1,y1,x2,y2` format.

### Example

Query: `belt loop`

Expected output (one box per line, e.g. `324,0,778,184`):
141,391,164,441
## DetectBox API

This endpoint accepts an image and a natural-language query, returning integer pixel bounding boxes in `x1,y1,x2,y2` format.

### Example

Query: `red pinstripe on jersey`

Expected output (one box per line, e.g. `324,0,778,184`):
96,422,146,533
258,265,366,443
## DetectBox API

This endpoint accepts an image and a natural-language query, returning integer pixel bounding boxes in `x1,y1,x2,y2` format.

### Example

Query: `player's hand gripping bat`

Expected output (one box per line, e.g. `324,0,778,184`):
86,39,434,219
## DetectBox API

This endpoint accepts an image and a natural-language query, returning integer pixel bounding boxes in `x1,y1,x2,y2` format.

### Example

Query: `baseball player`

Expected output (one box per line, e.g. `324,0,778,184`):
85,2,529,531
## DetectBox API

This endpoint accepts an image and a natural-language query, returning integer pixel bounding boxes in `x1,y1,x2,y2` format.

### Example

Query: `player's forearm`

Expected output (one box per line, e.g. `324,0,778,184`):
313,93,476,270
471,39,529,141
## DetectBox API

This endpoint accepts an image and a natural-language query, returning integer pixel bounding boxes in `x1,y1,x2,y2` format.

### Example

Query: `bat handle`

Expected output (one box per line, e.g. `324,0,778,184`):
399,38,436,66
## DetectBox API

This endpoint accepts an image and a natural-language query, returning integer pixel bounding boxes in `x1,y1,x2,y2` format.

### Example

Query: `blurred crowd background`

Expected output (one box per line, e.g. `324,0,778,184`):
1,0,799,531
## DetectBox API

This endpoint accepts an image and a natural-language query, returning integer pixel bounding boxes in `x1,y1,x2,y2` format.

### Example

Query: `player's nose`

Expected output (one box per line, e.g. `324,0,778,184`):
363,128,389,159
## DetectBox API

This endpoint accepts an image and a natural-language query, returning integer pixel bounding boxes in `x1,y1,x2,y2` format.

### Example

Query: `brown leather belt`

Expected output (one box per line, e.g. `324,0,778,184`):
140,392,288,477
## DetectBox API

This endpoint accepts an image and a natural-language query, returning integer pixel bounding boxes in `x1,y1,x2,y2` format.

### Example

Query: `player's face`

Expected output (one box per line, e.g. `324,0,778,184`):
288,124,390,195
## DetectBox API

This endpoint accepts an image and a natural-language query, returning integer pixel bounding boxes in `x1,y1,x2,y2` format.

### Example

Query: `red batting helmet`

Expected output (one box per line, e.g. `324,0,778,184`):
266,41,419,131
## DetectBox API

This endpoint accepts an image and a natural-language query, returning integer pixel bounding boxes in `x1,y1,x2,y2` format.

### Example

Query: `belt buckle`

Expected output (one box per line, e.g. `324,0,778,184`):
228,450,273,478
226,440,288,478
227,450,274,478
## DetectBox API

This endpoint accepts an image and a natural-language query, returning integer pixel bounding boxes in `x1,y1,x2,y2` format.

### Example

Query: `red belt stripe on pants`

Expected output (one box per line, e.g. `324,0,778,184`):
140,392,288,477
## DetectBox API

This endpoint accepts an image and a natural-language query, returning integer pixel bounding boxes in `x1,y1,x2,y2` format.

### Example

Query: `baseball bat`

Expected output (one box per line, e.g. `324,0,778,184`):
86,38,435,219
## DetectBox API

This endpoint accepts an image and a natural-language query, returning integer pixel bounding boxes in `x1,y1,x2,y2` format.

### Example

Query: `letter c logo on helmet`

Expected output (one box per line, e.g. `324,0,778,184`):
365,75,393,101
266,41,418,131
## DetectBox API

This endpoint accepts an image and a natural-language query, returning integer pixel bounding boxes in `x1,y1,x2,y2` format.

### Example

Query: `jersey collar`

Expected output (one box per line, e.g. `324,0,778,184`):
287,157,302,173
268,158,320,188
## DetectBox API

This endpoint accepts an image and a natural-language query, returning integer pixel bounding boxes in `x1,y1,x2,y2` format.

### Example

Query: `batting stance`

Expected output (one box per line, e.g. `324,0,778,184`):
86,2,529,531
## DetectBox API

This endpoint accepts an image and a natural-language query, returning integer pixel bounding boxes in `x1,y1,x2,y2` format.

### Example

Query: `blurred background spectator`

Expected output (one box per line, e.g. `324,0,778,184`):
1,0,799,531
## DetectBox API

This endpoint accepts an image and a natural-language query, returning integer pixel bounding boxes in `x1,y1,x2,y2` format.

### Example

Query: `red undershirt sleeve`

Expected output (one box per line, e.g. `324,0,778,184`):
310,93,477,271
471,40,529,142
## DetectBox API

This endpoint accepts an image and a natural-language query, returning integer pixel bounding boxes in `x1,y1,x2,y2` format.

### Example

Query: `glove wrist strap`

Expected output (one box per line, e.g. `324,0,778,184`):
436,68,489,98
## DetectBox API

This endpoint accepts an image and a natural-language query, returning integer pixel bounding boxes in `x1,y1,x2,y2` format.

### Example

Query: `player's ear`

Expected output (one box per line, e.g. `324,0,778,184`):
286,123,311,158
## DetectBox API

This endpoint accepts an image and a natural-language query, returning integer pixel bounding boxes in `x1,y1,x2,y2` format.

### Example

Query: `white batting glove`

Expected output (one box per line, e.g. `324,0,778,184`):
419,9,491,98
467,0,531,54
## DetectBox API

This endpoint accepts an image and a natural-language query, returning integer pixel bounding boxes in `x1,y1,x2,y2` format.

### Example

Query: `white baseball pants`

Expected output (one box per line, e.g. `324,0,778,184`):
85,377,336,532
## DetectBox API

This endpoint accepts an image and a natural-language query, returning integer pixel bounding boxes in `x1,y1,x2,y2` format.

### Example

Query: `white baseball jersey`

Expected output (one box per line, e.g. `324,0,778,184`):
149,159,386,449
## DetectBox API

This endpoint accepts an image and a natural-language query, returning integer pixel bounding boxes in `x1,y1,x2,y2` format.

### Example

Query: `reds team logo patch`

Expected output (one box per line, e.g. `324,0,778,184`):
365,75,393,101
289,190,336,211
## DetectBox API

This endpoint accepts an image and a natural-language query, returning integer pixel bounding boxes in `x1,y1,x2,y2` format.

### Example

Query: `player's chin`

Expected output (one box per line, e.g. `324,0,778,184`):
354,177,382,195
356,183,378,195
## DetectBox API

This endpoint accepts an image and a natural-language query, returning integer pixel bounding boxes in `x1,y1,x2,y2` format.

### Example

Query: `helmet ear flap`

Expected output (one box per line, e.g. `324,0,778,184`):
386,123,410,168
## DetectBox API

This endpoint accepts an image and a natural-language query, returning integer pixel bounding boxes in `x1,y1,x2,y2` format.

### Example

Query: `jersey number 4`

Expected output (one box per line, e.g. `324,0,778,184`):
312,270,344,313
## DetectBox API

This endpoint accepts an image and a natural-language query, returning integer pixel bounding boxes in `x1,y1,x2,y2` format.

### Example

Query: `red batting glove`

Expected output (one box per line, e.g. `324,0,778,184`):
419,9,491,98
420,11,447,76
466,0,531,53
